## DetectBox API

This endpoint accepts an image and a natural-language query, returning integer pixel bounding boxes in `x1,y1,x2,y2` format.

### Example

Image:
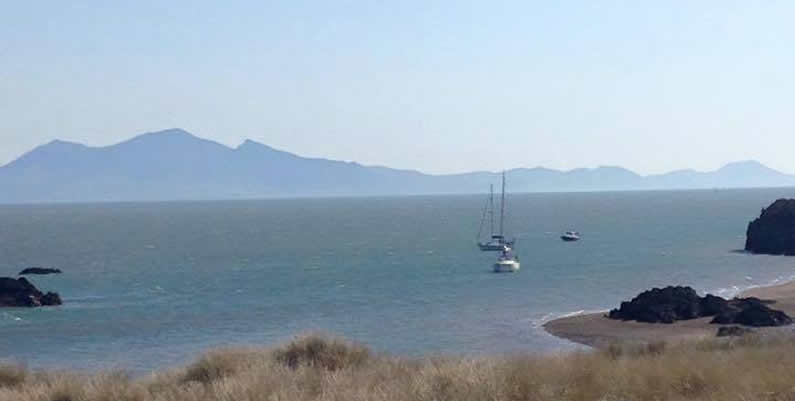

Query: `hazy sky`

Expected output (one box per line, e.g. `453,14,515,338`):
1,1,793,174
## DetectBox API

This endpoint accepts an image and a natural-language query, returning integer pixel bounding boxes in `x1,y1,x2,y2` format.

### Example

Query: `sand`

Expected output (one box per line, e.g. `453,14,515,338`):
544,281,795,348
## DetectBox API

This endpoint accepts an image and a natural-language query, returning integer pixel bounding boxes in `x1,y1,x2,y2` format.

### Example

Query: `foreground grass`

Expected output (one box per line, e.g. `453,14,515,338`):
1,334,794,401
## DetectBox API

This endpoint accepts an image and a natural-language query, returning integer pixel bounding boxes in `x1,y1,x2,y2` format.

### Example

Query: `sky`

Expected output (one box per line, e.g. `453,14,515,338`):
1,1,793,175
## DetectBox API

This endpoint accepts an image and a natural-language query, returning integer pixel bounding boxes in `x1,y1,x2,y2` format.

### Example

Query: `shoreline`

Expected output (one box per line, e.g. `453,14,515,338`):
543,280,795,348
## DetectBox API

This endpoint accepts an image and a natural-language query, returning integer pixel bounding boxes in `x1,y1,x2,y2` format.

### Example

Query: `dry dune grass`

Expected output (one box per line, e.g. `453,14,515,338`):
1,333,794,401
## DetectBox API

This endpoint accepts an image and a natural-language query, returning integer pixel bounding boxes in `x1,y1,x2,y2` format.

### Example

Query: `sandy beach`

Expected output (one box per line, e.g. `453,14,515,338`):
544,281,795,348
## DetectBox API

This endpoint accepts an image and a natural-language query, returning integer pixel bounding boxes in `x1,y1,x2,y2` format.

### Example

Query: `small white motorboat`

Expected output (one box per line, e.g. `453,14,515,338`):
560,231,581,242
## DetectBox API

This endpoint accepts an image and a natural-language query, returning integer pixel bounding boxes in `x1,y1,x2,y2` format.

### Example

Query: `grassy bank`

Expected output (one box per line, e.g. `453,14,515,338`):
1,334,794,401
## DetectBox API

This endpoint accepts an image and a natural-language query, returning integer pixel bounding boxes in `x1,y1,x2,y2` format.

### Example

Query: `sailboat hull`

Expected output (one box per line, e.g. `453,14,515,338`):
493,260,520,273
478,240,514,251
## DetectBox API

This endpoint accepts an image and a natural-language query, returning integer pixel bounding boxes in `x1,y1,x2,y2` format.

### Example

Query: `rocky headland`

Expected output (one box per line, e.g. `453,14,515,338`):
18,267,62,275
745,198,795,255
0,277,62,307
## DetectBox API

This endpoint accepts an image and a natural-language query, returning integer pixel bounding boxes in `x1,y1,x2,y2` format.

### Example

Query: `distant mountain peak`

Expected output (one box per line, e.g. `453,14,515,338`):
234,139,301,161
150,128,192,136
719,160,767,170
128,128,199,142
236,139,271,150
114,128,230,152
25,139,87,156
513,166,558,173
42,139,86,148
596,165,632,171
723,160,767,168
666,168,698,174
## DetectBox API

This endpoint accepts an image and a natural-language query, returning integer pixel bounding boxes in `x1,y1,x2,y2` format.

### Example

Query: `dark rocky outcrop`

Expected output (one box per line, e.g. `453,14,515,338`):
700,294,729,316
39,292,62,306
18,267,62,275
608,286,705,323
716,326,755,337
0,277,62,307
608,286,791,327
745,199,795,255
711,298,793,327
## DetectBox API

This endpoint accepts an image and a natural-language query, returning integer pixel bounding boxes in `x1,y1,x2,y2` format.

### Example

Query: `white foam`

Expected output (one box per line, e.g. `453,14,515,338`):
712,285,743,298
1,312,23,322
66,295,105,301
559,310,586,318
710,273,795,298
530,308,609,328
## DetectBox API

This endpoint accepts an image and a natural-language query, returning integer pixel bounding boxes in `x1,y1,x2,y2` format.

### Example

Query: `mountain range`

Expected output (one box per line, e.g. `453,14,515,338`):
2,128,794,203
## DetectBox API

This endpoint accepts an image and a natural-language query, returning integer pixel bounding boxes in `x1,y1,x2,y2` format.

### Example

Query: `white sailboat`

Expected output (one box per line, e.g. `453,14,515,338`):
477,172,515,251
475,171,520,272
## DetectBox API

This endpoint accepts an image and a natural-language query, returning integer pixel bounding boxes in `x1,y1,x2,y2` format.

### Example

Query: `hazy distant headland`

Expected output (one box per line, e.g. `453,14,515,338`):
2,128,794,203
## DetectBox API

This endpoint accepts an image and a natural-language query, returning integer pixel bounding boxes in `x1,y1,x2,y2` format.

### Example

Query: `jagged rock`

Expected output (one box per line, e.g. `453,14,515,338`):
609,286,792,327
39,292,62,306
0,277,62,307
716,326,755,337
700,294,729,316
709,297,786,326
745,199,795,255
18,267,62,275
736,304,792,326
711,298,793,327
608,286,703,323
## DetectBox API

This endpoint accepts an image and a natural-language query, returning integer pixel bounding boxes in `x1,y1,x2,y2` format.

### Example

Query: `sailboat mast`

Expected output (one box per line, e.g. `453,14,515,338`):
489,184,495,236
499,171,505,237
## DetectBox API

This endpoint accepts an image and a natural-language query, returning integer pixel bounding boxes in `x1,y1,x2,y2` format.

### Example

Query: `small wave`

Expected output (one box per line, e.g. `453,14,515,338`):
530,308,609,328
152,286,165,292
709,273,795,298
1,312,23,322
66,295,105,301
712,285,743,298
760,274,795,289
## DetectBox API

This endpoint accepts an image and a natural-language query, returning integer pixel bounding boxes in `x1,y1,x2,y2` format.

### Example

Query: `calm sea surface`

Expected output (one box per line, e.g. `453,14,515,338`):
1,188,795,373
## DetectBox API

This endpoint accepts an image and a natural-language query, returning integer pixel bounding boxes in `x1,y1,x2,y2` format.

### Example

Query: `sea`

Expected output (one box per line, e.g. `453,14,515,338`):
1,188,795,373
